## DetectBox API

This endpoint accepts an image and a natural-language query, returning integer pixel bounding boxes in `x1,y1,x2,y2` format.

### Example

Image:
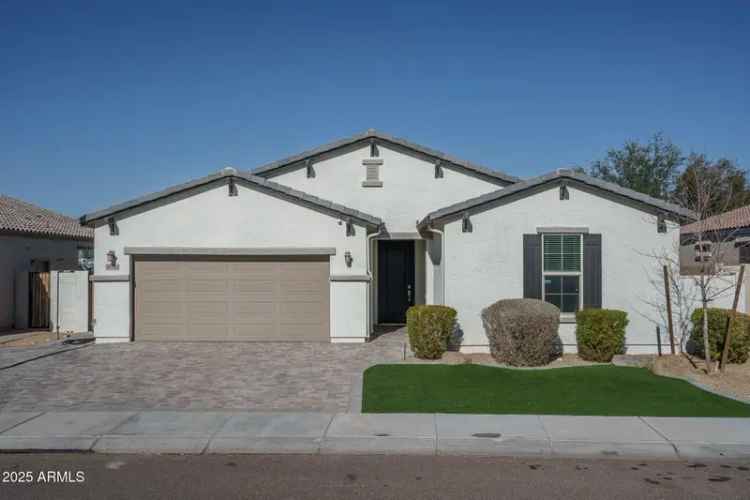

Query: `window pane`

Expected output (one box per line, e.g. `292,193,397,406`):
562,294,579,313
562,234,580,253
562,276,579,294
562,235,581,271
544,276,561,294
543,235,562,271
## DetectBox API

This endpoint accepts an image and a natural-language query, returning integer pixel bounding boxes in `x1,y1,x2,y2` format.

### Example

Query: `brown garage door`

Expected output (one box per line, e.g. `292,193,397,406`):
133,256,329,341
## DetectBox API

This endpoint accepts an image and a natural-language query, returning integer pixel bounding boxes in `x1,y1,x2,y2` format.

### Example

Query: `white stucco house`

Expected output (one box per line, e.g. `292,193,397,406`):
82,130,725,353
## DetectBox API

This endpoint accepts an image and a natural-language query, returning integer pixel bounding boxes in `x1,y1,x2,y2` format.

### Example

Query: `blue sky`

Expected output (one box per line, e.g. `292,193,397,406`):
1,1,747,216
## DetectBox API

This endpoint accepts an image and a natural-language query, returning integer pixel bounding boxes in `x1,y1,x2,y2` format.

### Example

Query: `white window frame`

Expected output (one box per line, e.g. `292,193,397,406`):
541,233,583,316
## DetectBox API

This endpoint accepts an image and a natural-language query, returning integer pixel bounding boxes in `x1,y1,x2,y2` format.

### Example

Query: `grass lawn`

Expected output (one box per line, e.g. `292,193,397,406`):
362,364,750,417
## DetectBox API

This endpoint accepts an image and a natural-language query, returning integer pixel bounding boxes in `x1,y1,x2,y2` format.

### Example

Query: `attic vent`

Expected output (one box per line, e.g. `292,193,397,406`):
435,160,444,179
462,212,473,233
228,178,238,197
346,218,355,237
367,163,379,181
362,158,384,187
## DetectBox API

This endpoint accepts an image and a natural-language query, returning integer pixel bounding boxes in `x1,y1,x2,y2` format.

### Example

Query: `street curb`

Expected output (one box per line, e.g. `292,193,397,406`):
0,411,748,460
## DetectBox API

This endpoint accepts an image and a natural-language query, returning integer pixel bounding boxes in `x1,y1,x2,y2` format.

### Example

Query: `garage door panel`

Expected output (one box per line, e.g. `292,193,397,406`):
232,302,275,322
279,302,327,321
134,256,329,341
139,302,185,324
138,325,186,340
187,278,229,294
188,302,231,324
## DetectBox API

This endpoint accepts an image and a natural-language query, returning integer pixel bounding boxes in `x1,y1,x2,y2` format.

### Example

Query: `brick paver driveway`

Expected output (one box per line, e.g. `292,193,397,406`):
0,340,404,412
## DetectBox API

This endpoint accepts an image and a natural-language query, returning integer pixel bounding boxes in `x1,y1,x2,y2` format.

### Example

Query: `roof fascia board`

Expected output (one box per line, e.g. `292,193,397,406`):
251,131,518,185
81,172,382,229
419,172,695,229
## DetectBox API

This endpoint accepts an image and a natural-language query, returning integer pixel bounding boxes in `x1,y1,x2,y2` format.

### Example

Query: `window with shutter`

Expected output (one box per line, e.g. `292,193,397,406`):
542,233,582,313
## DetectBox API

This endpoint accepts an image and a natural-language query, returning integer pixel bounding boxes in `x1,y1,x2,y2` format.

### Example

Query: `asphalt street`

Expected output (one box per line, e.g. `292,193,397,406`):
0,453,749,499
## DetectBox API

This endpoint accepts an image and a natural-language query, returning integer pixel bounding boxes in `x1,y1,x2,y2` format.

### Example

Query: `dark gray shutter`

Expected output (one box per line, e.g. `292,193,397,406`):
523,234,542,299
583,234,602,308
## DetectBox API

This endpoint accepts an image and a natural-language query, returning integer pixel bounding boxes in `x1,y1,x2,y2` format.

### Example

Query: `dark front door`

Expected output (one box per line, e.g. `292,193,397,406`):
378,240,415,323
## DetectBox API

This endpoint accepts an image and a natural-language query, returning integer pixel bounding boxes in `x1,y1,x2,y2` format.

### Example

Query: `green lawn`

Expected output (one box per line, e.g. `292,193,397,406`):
362,364,750,417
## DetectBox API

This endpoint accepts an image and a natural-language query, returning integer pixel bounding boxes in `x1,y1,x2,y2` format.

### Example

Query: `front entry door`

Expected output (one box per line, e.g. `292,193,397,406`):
378,241,415,323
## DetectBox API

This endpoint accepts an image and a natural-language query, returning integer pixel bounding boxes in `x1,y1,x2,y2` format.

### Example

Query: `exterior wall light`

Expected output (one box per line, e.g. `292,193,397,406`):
344,251,353,268
105,250,119,271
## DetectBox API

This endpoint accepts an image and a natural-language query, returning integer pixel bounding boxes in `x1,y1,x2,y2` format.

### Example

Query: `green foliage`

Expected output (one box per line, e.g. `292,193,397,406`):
481,298,561,366
589,132,682,200
689,308,750,364
673,154,750,215
406,305,457,359
575,309,628,362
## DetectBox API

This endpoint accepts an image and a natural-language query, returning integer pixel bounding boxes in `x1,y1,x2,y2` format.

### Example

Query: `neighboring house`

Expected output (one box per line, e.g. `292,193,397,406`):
679,205,750,314
0,195,93,331
82,130,706,353
680,205,750,273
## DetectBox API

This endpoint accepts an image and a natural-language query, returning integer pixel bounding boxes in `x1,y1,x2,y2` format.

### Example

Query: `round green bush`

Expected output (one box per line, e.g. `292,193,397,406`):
406,305,458,359
575,309,628,362
481,298,561,366
688,308,750,364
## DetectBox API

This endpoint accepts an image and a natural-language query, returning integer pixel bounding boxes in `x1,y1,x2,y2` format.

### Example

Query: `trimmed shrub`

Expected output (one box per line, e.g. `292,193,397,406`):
688,308,750,364
406,305,458,359
481,299,561,366
575,309,628,362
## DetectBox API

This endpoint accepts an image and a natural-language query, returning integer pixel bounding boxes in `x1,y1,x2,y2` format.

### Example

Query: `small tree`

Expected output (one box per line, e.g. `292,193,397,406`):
674,162,743,373
639,242,698,353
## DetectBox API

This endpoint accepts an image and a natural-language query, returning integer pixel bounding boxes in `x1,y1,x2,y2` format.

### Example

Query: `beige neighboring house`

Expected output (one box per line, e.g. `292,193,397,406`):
680,205,750,312
0,195,93,331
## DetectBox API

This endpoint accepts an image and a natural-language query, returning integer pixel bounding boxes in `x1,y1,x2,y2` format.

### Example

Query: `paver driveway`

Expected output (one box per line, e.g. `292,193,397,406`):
0,341,404,412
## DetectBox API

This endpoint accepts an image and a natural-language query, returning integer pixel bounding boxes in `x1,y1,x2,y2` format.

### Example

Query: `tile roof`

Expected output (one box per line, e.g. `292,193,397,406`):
418,169,696,228
0,195,93,240
80,168,384,229
680,205,750,235
251,129,519,185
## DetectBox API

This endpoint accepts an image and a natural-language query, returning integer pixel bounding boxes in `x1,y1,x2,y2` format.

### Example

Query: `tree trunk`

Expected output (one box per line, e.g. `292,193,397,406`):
701,283,713,373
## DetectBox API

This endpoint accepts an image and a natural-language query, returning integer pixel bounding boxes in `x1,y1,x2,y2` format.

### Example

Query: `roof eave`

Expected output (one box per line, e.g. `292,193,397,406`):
419,171,696,227
251,130,519,185
80,170,383,229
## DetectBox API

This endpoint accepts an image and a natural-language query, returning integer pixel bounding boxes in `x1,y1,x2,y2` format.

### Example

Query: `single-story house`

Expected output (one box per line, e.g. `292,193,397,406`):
82,130,721,353
1,195,93,331
680,205,750,272
680,205,750,313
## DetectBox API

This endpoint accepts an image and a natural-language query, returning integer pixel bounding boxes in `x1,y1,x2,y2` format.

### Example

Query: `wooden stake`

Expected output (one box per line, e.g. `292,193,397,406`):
662,265,676,354
720,265,745,372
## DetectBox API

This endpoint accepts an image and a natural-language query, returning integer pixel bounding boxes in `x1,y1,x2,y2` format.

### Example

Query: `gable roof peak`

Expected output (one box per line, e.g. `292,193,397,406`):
251,130,518,185
418,167,695,228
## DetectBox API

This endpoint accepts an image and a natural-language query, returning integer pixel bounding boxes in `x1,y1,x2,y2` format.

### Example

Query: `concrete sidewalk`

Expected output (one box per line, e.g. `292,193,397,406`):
0,411,748,460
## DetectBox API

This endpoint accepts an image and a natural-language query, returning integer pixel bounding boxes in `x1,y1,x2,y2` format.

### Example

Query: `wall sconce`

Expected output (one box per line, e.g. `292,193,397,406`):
344,251,353,268
106,250,119,271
